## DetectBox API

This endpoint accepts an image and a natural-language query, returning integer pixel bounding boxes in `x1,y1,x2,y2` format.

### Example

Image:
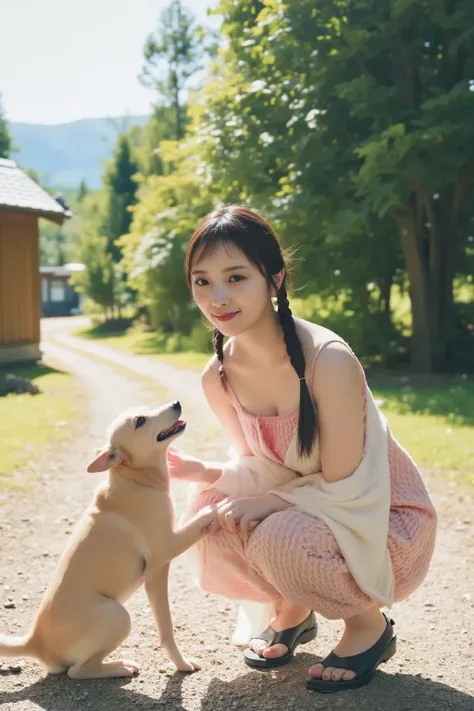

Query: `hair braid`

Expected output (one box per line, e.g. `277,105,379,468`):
213,328,227,387
277,283,317,456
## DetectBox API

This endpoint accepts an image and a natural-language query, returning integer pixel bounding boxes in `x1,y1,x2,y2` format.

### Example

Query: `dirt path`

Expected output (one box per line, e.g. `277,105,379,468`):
0,317,472,710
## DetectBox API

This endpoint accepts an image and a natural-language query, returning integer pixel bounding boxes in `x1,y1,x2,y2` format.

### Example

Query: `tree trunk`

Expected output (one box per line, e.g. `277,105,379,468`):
396,197,458,372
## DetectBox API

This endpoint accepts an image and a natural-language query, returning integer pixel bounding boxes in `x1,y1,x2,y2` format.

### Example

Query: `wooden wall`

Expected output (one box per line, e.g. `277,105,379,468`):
0,211,40,346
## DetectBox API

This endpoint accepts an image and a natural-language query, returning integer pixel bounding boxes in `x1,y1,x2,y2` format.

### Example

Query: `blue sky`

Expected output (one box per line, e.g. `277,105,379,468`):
0,0,220,125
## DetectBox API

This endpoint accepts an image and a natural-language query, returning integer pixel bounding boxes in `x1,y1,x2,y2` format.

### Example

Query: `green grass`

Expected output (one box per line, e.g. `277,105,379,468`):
73,323,211,371
73,323,474,491
0,364,78,490
369,375,474,490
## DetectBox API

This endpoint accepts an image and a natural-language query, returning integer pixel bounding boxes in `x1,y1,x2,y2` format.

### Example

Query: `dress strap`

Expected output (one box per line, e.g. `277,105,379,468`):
306,338,366,391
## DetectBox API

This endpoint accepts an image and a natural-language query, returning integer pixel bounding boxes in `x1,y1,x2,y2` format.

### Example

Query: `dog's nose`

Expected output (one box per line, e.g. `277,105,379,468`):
172,400,181,410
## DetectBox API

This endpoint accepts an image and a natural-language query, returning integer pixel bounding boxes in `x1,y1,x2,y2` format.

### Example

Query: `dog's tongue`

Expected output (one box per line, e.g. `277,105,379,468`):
175,419,185,426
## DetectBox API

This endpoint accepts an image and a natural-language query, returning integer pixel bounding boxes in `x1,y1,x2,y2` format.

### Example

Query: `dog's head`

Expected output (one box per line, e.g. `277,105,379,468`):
87,400,186,474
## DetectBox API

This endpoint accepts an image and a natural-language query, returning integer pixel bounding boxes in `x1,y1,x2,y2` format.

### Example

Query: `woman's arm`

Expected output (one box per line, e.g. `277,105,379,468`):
311,342,364,484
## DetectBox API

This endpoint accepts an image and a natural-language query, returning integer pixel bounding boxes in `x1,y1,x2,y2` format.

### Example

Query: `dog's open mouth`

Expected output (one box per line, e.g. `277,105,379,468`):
156,419,186,442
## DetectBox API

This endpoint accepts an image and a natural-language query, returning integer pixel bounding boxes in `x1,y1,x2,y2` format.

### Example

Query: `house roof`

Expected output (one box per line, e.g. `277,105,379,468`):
40,263,85,277
0,159,71,223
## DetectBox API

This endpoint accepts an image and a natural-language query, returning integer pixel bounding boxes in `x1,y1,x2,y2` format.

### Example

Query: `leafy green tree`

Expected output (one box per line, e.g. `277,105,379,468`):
0,94,12,159
102,134,138,261
200,0,474,371
71,194,120,317
73,229,117,318
120,138,214,331
140,0,210,140
127,106,177,176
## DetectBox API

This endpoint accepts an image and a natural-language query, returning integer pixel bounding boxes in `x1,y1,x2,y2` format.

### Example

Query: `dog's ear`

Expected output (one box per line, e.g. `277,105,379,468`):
87,447,123,473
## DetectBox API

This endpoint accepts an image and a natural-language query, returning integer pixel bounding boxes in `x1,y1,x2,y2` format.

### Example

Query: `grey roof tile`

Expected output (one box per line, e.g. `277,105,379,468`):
0,159,68,221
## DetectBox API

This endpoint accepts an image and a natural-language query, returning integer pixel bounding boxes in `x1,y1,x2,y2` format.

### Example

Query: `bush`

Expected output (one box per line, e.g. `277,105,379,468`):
290,293,408,367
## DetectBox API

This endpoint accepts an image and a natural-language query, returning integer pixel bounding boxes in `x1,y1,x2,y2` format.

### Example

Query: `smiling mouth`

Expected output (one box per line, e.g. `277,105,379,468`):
156,419,186,442
214,312,240,321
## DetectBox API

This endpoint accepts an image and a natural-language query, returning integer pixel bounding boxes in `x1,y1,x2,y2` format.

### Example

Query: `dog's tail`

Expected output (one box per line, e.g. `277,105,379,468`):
0,633,34,658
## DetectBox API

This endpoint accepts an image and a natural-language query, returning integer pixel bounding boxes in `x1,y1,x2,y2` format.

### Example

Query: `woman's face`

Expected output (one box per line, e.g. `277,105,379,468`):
190,242,273,337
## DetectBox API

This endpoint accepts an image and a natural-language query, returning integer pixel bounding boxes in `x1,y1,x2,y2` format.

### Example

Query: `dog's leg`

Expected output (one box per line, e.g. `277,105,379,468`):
167,505,217,561
145,564,199,672
67,600,140,679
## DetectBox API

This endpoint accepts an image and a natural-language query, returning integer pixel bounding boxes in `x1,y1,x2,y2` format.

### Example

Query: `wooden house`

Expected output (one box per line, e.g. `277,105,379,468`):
0,158,70,366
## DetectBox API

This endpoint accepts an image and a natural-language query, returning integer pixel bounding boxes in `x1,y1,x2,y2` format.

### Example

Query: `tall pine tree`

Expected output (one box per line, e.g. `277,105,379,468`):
140,0,209,140
102,134,138,261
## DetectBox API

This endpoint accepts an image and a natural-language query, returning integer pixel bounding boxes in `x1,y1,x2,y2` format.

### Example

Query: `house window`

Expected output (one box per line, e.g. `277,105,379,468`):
41,278,49,303
50,280,65,302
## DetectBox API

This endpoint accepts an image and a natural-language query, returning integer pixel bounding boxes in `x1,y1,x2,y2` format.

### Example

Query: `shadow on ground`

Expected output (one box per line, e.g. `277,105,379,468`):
367,375,474,428
0,654,471,711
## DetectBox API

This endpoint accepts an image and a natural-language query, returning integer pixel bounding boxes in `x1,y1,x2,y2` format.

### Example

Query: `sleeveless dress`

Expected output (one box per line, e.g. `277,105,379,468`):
187,339,437,622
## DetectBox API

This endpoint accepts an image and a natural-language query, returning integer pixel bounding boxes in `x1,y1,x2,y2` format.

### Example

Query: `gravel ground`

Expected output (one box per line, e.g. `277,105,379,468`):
0,317,472,711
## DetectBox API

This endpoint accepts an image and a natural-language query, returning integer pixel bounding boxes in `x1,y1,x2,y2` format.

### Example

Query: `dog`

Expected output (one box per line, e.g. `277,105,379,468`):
0,401,218,679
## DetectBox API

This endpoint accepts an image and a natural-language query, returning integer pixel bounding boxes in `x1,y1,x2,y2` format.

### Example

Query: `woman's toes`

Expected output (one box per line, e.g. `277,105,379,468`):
249,639,262,654
308,663,324,678
322,666,335,680
330,668,345,681
262,643,288,659
342,669,356,681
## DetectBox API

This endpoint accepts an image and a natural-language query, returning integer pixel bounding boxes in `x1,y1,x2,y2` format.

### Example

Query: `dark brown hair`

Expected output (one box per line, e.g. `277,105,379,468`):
185,205,317,457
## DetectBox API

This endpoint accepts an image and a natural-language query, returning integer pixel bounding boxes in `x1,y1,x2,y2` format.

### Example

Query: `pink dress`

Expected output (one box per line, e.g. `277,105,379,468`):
188,344,437,621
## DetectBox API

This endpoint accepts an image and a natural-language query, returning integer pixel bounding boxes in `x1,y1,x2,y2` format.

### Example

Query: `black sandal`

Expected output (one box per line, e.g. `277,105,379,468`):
243,611,318,669
305,613,396,693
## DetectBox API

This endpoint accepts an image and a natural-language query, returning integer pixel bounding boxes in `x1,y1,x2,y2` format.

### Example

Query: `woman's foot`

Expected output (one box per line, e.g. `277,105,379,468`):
308,606,387,683
249,601,312,659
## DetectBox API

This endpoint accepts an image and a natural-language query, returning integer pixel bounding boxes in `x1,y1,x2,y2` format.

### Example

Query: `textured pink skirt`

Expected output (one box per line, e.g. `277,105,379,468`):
187,434,437,620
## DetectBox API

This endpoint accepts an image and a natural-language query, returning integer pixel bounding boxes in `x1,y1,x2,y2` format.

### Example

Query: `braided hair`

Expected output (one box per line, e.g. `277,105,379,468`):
212,328,226,387
276,280,317,456
185,205,317,457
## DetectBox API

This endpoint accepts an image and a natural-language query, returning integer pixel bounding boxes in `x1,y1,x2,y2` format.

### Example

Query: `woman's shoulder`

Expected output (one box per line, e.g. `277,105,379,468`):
201,353,219,386
293,316,361,378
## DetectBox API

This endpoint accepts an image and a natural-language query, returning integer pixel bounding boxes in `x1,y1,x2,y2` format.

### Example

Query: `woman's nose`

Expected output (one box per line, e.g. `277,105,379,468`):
211,284,230,306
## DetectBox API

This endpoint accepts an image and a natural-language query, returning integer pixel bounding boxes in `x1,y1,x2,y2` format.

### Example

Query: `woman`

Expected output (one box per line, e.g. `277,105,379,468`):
168,205,437,693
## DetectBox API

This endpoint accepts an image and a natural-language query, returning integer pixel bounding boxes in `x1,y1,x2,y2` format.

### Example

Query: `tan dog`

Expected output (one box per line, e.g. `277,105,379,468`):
0,401,218,679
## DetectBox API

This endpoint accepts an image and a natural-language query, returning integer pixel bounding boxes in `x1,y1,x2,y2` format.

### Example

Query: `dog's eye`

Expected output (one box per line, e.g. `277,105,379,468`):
135,416,147,430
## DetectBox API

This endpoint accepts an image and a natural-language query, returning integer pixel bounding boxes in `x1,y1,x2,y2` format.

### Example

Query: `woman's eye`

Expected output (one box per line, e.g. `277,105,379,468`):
135,416,147,429
194,278,209,286
229,274,245,282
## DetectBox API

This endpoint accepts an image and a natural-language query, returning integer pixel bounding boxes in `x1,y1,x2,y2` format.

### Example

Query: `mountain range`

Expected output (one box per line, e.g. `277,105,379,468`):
8,115,150,190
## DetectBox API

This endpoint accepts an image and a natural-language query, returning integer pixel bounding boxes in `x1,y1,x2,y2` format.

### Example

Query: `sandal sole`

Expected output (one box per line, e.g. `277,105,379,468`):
244,625,318,669
305,635,397,693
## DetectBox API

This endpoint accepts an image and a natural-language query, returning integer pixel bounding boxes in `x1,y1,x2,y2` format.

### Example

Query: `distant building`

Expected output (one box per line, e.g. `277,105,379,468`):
0,158,71,366
40,263,85,317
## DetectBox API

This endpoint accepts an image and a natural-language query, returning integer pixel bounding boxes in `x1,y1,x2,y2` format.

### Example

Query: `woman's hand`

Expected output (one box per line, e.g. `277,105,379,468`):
217,494,291,534
167,447,221,484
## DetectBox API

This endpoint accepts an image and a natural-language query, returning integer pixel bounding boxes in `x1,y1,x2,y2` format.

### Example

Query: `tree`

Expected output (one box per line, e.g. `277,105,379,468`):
102,134,138,261
71,194,121,318
0,94,12,159
140,0,210,140
119,138,215,331
200,0,474,371
127,105,177,176
77,179,88,202
73,228,117,318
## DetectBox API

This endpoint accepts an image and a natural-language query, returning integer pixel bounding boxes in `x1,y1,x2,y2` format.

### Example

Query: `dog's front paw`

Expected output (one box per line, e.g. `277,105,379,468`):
198,505,220,534
175,657,200,672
